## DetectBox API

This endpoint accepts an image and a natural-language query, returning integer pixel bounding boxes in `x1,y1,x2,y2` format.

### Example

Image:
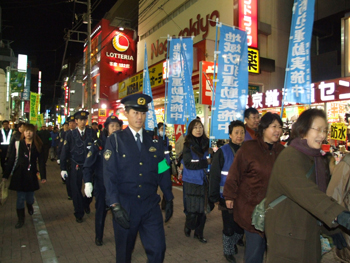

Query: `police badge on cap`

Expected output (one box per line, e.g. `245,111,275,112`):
74,111,89,120
67,115,75,122
121,94,152,112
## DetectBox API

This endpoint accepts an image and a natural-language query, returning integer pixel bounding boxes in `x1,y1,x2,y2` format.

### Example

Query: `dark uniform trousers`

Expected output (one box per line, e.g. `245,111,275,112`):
94,172,108,240
0,145,9,173
103,128,173,263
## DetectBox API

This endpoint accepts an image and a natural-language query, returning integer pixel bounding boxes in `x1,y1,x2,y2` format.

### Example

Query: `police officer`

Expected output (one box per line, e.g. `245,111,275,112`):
103,94,174,263
60,111,96,222
83,115,123,246
57,117,75,200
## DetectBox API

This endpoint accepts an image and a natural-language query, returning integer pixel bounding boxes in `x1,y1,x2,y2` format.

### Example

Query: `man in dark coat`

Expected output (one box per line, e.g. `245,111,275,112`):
37,125,51,163
103,94,174,263
60,111,96,222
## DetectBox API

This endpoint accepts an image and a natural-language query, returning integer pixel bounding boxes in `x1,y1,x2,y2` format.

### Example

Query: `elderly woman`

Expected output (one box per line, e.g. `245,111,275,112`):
223,112,285,263
2,124,46,229
83,115,123,246
265,109,350,263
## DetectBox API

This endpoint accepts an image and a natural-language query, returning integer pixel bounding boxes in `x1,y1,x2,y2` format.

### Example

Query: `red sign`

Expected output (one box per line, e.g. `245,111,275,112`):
24,100,30,113
238,0,258,48
199,61,214,105
174,125,184,142
64,84,69,115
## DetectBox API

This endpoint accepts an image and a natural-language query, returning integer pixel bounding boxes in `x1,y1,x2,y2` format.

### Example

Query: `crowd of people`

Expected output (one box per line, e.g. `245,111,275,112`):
3,95,350,263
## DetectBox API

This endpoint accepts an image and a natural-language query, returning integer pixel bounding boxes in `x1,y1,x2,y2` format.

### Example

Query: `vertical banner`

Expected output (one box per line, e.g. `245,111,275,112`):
29,92,40,125
37,114,44,129
22,62,31,100
166,38,194,124
211,24,248,139
143,43,157,130
284,0,315,104
10,70,26,92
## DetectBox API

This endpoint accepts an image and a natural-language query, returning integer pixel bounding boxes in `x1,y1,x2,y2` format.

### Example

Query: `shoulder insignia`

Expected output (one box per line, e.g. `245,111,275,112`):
60,138,63,142
64,140,67,145
149,146,157,152
104,150,112,161
87,151,92,158
88,142,92,145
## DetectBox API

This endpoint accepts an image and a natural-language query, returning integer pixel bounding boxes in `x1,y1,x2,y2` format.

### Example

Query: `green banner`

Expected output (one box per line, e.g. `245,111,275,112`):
10,70,26,92
29,92,40,124
37,114,44,129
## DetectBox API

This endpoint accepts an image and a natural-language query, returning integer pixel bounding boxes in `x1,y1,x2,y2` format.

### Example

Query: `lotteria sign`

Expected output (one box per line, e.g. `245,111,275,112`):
105,30,136,72
151,10,219,59
238,0,258,48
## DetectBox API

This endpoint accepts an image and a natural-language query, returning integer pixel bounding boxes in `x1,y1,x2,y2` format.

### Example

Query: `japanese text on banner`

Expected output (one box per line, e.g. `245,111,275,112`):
143,43,157,130
285,0,315,104
211,25,248,139
330,123,347,142
166,38,194,124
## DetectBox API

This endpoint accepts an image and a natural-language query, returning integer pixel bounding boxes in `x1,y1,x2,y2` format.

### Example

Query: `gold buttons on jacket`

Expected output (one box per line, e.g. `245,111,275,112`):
123,154,126,158
139,185,142,188
139,173,142,176
140,162,143,165
154,155,157,158
137,195,140,198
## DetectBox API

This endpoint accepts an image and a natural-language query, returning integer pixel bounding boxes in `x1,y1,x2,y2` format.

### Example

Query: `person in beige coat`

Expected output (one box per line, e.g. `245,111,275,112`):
265,109,350,263
327,153,350,262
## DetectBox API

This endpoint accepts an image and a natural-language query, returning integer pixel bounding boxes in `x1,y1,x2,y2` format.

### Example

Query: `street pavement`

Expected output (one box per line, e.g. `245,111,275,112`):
0,161,339,262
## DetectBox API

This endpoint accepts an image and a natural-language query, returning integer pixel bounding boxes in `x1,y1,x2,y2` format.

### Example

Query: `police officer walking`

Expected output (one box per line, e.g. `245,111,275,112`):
60,111,96,222
83,115,123,246
0,120,13,173
103,94,174,263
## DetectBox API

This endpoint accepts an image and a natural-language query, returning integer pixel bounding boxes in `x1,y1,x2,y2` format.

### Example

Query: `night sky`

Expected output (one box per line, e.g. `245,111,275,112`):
1,0,116,112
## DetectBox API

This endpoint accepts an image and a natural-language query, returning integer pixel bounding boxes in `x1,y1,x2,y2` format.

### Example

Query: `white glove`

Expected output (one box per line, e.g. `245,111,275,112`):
84,182,93,198
61,170,68,180
57,159,60,164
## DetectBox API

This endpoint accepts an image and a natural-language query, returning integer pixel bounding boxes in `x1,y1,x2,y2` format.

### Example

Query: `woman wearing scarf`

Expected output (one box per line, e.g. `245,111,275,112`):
182,119,212,243
265,109,350,263
223,112,285,263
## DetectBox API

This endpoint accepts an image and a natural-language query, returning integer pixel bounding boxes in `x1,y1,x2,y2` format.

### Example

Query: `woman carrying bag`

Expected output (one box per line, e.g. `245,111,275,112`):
2,124,46,229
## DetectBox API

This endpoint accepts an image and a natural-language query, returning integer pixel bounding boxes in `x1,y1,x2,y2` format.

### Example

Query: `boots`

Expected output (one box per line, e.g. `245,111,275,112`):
223,233,238,263
15,209,25,229
26,203,34,215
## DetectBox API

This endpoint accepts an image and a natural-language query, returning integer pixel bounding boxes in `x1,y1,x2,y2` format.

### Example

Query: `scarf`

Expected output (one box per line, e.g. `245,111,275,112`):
290,137,327,192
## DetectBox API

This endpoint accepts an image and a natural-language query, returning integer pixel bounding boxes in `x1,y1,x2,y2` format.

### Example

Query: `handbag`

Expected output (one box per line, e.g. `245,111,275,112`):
251,163,315,232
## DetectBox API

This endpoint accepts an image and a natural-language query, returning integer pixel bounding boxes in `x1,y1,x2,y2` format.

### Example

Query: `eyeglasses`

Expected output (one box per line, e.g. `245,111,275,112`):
310,127,328,135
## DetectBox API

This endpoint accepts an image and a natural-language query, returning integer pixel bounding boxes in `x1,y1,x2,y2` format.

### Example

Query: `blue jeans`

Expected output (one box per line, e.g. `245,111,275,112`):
244,229,266,263
16,191,34,209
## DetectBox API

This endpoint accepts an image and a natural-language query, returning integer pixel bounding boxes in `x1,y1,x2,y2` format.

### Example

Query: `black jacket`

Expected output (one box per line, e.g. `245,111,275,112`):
183,136,209,170
3,140,46,192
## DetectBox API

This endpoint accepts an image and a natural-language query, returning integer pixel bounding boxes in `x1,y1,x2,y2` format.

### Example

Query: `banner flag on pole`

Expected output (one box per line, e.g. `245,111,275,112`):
143,43,157,130
284,0,315,104
211,24,248,139
29,92,40,124
166,38,194,125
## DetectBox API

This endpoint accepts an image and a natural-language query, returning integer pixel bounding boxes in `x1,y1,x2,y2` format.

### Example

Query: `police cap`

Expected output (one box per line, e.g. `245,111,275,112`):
67,116,75,122
104,115,122,128
121,93,152,112
74,111,89,120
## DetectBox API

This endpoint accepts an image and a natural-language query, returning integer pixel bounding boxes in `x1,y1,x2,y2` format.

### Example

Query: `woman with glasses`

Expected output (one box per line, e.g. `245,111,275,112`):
264,109,350,263
182,119,212,243
2,124,46,229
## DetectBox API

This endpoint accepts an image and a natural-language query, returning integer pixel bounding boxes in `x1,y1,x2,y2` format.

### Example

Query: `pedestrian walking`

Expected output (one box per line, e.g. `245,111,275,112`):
103,93,173,263
182,119,213,243
224,112,284,263
209,120,245,263
2,124,46,228
0,120,13,173
60,111,96,223
83,115,123,246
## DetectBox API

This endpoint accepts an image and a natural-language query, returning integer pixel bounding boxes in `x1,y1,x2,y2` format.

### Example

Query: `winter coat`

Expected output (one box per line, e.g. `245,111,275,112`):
265,145,344,263
3,140,46,192
223,137,284,234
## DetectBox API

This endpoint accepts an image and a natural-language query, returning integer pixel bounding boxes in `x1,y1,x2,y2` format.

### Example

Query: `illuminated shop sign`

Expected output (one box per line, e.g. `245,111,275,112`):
248,47,259,74
247,77,350,109
151,10,219,59
239,0,258,48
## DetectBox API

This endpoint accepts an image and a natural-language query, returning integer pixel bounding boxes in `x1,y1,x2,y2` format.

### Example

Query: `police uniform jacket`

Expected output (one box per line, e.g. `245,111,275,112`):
83,134,106,183
103,127,173,214
57,130,68,159
60,128,95,170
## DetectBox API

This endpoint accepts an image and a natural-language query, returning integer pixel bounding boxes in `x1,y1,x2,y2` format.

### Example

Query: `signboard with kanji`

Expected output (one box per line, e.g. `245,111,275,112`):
248,47,259,74
330,123,347,142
